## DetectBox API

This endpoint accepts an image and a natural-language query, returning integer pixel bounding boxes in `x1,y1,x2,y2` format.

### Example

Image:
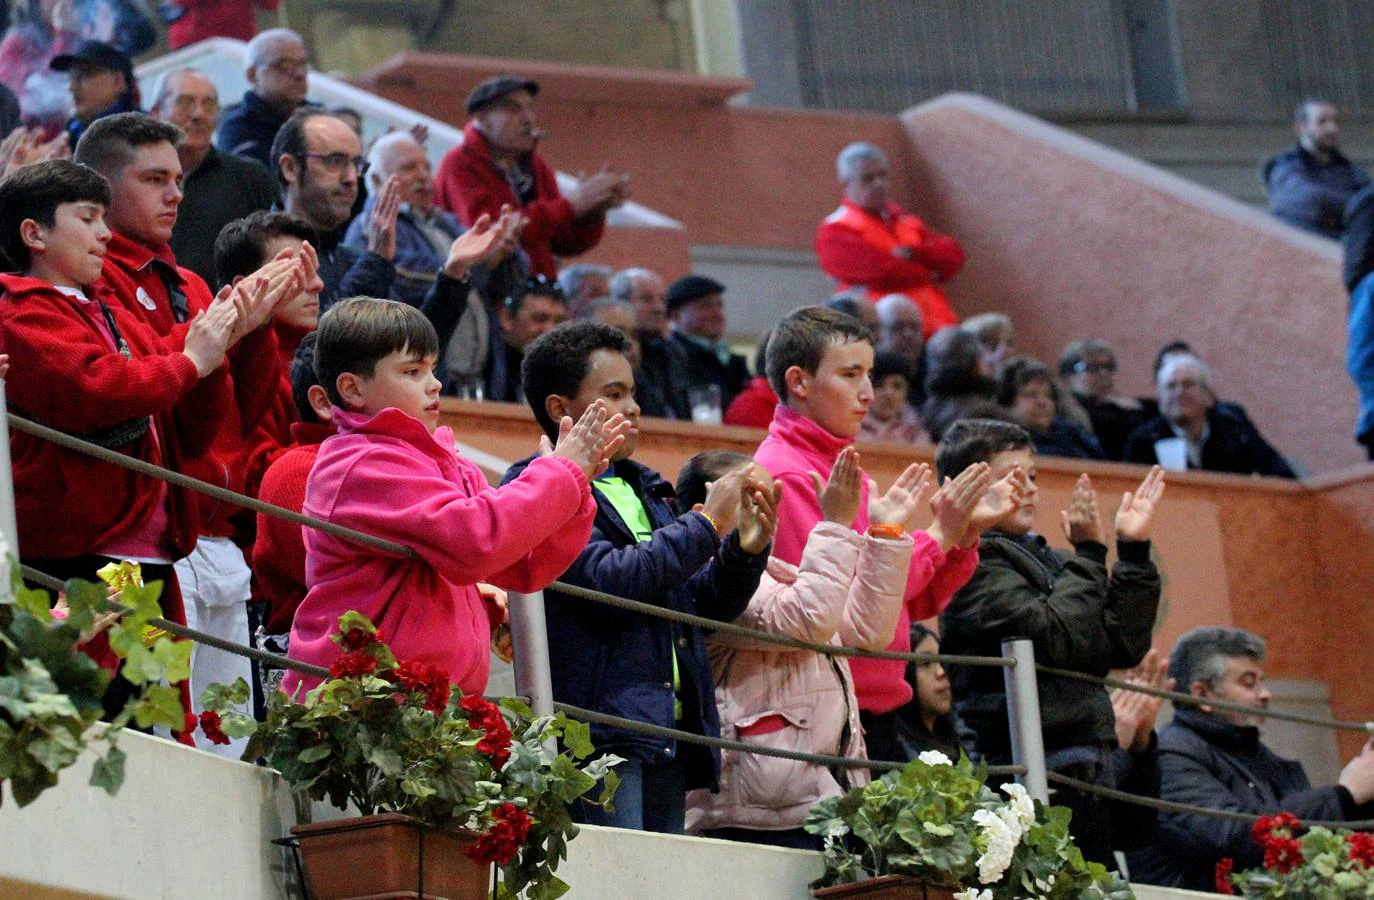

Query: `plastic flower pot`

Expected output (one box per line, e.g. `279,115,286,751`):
812,876,959,900
291,813,491,900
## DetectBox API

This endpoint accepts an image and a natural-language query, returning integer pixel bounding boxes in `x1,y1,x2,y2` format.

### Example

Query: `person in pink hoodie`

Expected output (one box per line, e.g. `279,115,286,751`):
679,446,945,850
284,297,630,699
753,306,1023,763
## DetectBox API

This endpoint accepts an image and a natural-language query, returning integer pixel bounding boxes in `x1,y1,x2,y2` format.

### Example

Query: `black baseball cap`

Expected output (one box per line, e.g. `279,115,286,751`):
51,40,133,80
465,75,540,115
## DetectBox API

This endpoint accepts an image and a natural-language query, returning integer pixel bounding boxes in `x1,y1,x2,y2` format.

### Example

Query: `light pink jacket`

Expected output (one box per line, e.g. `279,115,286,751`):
685,522,912,834
283,407,596,699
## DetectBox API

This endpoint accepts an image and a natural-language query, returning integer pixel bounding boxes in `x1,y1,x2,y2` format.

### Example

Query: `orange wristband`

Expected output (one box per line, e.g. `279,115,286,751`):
867,523,905,540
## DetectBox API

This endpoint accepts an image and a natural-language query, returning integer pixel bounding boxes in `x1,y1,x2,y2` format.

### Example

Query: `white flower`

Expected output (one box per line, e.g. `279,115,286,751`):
972,807,1021,884
954,890,993,900
917,750,952,766
1001,782,1037,829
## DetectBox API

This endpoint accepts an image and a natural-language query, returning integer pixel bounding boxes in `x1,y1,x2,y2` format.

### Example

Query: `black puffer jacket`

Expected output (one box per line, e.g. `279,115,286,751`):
938,532,1159,761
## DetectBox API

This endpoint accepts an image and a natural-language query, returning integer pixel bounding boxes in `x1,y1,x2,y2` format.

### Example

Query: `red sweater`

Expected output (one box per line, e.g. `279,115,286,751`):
0,273,226,565
723,375,777,429
242,320,312,503
100,233,281,541
434,122,605,277
251,421,335,635
166,0,279,49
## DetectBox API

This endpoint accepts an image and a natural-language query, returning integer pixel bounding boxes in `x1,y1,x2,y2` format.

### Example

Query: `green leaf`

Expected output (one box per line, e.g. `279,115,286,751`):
131,684,186,730
297,744,332,764
13,584,52,622
152,639,193,684
26,730,83,773
199,677,252,711
366,747,403,777
561,717,594,759
89,746,126,796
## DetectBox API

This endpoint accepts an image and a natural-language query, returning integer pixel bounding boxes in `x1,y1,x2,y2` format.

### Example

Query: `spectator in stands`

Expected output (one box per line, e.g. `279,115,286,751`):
216,28,312,170
815,142,964,337
825,291,880,334
1342,186,1374,458
723,333,777,429
753,307,1020,762
151,68,279,286
998,356,1104,460
610,266,676,418
578,297,672,418
1124,352,1296,478
0,122,71,178
892,624,964,762
1059,339,1150,461
558,262,611,314
0,82,19,135
508,320,771,833
664,274,751,417
272,110,398,311
485,274,569,403
76,113,308,751
1130,626,1374,891
160,0,278,50
435,75,629,278
860,350,928,445
874,293,925,408
961,312,1016,375
920,326,1005,443
938,419,1165,863
0,158,253,733
681,447,927,850
284,299,624,698
1263,98,1369,240
51,40,136,148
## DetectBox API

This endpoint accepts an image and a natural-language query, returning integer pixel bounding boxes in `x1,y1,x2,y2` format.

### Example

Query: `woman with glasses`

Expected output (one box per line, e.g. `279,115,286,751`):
1059,339,1151,461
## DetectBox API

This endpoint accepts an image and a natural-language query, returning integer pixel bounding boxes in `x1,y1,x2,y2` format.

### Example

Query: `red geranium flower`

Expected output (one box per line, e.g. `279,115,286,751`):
1214,858,1235,895
330,649,379,678
461,695,513,768
339,626,377,651
394,659,452,713
199,710,231,745
1348,831,1374,868
464,803,533,865
1263,837,1304,874
1251,812,1301,847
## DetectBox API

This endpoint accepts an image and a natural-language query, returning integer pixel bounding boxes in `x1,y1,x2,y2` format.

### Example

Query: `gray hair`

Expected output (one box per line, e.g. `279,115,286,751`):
149,67,214,115
577,297,636,321
1169,626,1266,690
366,130,420,189
609,267,659,302
1156,352,1212,390
246,28,305,72
558,263,612,300
836,142,888,182
1058,338,1115,376
961,312,1014,346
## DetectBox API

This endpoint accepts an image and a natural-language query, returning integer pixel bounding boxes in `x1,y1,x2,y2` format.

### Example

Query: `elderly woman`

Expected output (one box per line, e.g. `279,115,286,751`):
999,356,1104,460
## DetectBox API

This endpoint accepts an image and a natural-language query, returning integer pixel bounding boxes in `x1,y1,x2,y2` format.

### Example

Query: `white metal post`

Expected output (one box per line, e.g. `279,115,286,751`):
1002,638,1049,803
508,590,555,717
0,385,20,601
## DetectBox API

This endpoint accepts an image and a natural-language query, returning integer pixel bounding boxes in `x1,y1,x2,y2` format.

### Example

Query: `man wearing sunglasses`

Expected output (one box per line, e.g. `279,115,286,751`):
272,110,397,311
1059,339,1149,461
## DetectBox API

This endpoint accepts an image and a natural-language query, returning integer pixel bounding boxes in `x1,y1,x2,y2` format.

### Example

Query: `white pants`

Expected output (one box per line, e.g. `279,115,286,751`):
175,535,252,759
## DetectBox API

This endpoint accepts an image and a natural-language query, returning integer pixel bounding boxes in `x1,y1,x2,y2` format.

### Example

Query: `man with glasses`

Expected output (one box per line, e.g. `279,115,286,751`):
151,68,279,285
217,28,314,171
1058,339,1149,461
272,110,398,311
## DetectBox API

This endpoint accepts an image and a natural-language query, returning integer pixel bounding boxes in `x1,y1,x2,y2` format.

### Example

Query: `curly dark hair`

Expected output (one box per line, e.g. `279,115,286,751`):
521,320,632,438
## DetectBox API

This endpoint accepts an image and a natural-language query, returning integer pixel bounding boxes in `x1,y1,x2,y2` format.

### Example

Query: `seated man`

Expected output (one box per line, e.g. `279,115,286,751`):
435,75,628,277
816,142,964,337
1130,626,1374,891
577,297,671,418
610,266,676,418
558,262,611,314
215,28,313,170
1123,353,1296,478
874,293,925,408
1263,98,1369,240
485,275,570,403
51,40,138,148
1059,339,1150,462
663,274,751,419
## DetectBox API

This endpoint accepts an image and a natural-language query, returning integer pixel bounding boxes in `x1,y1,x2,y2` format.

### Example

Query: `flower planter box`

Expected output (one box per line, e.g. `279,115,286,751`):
291,813,492,900
813,875,959,900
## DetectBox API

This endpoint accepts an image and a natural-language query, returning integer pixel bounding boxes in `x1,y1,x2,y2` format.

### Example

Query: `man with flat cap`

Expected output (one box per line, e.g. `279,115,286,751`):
51,41,139,148
662,274,751,418
434,74,630,277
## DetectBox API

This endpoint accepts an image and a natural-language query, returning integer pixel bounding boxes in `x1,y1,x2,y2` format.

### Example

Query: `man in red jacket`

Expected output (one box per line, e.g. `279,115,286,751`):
815,142,965,338
434,75,630,278
75,113,305,753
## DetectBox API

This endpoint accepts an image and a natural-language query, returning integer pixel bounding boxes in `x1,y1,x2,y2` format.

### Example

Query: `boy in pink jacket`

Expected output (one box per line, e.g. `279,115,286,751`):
284,297,629,698
753,306,1023,763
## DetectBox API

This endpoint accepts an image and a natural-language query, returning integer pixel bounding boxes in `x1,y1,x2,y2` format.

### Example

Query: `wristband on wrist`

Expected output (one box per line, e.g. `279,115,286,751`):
698,510,721,536
867,522,905,540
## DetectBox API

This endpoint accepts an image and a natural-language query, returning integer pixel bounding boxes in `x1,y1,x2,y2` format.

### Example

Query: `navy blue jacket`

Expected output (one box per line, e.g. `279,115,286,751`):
501,456,766,790
1122,406,1296,479
216,91,316,171
1264,144,1370,240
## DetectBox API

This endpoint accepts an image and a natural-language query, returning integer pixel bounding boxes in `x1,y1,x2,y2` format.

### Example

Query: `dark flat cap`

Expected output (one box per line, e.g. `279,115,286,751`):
666,274,726,311
51,40,133,78
465,75,540,115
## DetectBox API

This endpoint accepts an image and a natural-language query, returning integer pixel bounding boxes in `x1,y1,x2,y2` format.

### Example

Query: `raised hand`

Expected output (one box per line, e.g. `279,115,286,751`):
0,353,10,380
967,466,1027,535
736,480,779,556
1115,465,1166,542
698,464,750,537
442,208,517,279
1111,649,1172,752
869,461,935,530
810,447,862,527
364,175,402,261
1060,473,1104,545
183,289,240,376
925,463,992,552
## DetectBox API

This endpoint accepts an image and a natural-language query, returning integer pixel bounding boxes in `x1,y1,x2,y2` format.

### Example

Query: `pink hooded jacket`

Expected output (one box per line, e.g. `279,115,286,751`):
283,407,596,698
685,522,912,833
754,405,978,714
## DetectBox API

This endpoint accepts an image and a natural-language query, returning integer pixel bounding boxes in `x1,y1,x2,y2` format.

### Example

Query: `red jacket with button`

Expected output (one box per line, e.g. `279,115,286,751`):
434,122,605,278
99,233,281,542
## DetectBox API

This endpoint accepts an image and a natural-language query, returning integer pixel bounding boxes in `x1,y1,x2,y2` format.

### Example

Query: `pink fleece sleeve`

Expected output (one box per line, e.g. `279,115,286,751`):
908,543,979,621
770,471,826,567
486,455,598,592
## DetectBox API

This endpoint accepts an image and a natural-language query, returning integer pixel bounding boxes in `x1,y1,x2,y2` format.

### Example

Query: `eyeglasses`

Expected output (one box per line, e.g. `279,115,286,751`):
1070,360,1116,374
300,153,369,177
